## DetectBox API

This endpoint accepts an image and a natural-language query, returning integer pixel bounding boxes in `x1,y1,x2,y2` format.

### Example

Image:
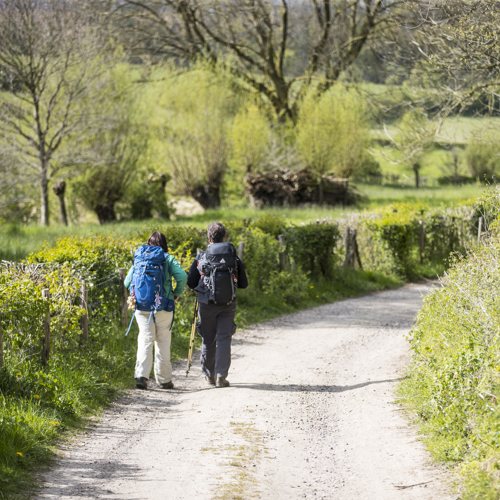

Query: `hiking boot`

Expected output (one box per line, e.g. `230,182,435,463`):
159,381,174,389
205,375,216,386
216,377,230,388
136,377,148,390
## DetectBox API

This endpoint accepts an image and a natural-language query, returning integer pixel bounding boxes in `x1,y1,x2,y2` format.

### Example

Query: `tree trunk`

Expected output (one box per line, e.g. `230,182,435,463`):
191,184,221,209
40,171,50,226
413,164,420,188
94,203,117,224
52,180,68,226
318,179,324,205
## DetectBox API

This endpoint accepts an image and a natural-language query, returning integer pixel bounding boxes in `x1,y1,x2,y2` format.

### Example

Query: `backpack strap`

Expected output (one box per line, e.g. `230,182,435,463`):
125,310,136,336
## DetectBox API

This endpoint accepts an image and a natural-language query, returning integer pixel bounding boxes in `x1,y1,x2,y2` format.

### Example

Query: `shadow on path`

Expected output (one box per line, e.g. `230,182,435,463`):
231,378,402,393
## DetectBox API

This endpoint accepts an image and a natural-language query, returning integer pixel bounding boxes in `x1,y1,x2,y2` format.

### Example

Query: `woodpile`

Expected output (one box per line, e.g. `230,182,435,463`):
245,168,362,207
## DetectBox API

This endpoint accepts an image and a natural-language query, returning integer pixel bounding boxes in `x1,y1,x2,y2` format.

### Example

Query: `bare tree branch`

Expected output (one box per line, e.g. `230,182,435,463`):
0,0,113,225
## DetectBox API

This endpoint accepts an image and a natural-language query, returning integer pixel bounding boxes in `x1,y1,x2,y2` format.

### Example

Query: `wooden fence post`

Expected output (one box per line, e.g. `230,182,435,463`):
278,235,286,269
478,216,483,244
80,280,88,344
41,289,50,365
450,216,456,253
197,248,203,256
419,220,425,264
352,229,363,270
343,227,352,268
0,313,3,368
343,228,362,269
119,268,128,329
238,241,245,262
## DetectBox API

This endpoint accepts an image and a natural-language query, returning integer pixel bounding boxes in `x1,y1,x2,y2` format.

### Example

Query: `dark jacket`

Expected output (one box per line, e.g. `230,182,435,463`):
187,246,248,303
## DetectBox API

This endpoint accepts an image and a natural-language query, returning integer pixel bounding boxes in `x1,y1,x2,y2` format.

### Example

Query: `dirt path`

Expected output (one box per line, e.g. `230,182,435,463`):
38,283,454,500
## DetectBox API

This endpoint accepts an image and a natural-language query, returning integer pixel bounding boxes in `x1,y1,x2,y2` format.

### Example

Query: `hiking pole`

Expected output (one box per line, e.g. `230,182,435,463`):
186,298,199,377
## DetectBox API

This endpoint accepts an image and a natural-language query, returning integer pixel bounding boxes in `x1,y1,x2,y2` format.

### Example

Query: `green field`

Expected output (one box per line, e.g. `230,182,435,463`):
371,115,500,184
0,183,483,262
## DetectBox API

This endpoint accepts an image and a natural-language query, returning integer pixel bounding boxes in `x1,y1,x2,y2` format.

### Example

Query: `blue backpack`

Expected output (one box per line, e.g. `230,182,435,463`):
125,245,174,335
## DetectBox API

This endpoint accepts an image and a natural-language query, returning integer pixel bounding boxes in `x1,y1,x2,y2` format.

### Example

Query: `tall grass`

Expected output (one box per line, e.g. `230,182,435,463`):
0,321,138,498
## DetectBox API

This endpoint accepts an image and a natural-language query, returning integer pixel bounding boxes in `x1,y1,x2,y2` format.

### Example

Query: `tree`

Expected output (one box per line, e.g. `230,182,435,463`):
0,144,35,222
230,105,272,173
71,67,147,224
296,86,370,179
51,180,68,226
407,1,500,115
0,0,111,226
118,0,398,121
466,133,500,181
71,120,145,224
158,69,237,209
385,110,438,188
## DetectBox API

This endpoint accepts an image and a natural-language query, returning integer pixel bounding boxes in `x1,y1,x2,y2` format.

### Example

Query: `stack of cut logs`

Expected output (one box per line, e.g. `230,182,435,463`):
245,168,361,207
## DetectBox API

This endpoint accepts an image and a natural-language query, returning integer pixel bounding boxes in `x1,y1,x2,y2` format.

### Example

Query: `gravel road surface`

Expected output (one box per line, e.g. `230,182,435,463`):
38,283,454,500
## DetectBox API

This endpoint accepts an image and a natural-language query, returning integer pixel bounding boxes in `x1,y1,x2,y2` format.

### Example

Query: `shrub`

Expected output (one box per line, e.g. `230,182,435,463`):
352,155,382,183
358,203,474,278
466,137,500,181
262,270,310,306
296,86,370,178
249,214,289,239
240,227,280,290
401,230,500,498
364,204,419,276
286,222,341,277
28,235,138,280
135,225,206,259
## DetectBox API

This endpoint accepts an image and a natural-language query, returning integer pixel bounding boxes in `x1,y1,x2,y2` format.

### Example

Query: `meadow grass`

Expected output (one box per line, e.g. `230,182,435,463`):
0,184,483,263
0,320,138,499
371,115,500,185
358,183,482,208
370,144,460,183
371,113,500,145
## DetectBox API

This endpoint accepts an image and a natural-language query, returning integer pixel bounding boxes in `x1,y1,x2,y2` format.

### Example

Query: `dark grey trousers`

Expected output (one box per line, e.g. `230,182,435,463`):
197,301,237,379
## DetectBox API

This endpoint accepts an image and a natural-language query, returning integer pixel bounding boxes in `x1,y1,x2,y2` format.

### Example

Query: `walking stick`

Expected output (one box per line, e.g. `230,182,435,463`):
186,298,199,377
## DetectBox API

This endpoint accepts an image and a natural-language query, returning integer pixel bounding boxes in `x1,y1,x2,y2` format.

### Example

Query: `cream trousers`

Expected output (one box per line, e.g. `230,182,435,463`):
134,309,173,384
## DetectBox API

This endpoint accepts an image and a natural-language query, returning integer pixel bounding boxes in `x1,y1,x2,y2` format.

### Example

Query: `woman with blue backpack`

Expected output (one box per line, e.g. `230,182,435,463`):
124,231,187,390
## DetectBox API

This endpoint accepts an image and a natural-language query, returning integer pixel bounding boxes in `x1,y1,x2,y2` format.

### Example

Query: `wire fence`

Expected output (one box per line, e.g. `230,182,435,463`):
88,274,122,331
0,301,45,367
0,269,129,370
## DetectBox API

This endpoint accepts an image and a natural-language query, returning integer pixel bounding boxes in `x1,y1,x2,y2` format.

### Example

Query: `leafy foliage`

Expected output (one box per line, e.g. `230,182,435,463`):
296,87,370,178
286,223,341,278
358,202,475,278
466,135,500,180
400,187,500,498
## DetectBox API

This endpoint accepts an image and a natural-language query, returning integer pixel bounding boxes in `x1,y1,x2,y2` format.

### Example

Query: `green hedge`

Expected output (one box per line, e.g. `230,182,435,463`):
400,189,500,499
352,202,476,278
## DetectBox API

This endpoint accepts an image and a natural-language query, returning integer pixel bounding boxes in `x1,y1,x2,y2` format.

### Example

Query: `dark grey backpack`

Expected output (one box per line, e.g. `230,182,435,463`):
196,243,237,304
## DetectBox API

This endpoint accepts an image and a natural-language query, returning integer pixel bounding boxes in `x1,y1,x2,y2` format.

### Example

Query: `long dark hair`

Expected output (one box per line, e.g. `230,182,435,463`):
147,231,169,253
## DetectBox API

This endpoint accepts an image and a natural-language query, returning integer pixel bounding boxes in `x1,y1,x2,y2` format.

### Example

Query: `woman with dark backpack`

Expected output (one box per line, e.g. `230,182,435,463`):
187,222,248,388
124,231,187,390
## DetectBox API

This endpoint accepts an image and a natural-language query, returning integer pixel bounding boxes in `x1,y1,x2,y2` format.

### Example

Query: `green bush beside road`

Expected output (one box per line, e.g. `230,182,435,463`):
400,187,500,499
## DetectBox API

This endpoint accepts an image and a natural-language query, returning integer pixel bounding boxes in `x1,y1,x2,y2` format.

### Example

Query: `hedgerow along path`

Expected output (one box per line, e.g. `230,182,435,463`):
38,284,453,500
